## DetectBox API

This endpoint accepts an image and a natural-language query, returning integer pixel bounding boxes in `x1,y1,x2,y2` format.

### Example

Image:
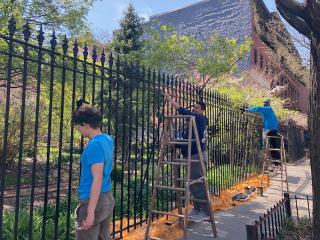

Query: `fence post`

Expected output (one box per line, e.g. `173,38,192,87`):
246,224,258,240
284,193,292,217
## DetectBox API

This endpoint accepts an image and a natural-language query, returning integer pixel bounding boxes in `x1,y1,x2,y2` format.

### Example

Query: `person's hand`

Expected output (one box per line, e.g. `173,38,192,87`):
240,107,246,113
81,211,95,229
163,91,171,100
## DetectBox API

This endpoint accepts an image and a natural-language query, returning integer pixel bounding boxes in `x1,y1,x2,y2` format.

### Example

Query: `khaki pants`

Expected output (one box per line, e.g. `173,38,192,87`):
75,192,115,240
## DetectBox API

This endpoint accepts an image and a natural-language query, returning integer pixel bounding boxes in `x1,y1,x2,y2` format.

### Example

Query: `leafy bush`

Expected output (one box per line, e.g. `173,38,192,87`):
277,217,312,240
0,104,35,166
2,196,78,240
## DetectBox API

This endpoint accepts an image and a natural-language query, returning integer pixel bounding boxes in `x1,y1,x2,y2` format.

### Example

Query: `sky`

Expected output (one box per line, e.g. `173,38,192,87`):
87,0,277,41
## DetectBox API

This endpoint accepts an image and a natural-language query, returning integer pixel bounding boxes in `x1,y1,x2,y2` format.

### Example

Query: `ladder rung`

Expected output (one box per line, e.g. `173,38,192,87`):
174,159,200,163
152,210,185,218
156,185,186,191
160,161,187,166
267,148,282,151
168,141,190,145
187,197,208,203
148,237,162,240
267,136,282,139
264,159,283,163
172,139,195,142
176,178,186,181
190,177,205,185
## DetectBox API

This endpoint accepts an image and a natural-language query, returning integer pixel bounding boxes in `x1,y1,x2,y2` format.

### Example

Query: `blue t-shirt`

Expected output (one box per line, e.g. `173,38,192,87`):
248,106,278,131
177,107,208,156
78,134,114,200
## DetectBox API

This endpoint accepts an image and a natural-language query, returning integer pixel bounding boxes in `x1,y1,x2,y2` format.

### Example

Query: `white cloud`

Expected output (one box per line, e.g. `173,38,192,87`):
138,7,153,22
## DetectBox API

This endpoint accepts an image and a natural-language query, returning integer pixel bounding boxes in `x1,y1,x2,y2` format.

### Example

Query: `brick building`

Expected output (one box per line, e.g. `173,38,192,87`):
145,0,309,113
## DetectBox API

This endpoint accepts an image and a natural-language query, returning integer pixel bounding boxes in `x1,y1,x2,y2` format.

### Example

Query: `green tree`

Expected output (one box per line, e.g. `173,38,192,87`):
196,34,252,87
142,25,204,78
111,3,144,61
142,24,252,85
0,0,96,37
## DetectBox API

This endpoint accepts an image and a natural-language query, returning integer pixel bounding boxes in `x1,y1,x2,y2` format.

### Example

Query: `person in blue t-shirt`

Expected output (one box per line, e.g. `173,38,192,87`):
246,98,281,165
164,92,210,223
73,100,115,240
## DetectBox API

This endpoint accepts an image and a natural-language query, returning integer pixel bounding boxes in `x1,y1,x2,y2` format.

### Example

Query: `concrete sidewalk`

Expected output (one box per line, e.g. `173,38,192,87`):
180,158,312,240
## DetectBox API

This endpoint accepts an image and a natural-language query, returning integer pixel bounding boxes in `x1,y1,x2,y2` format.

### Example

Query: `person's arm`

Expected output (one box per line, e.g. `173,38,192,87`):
164,92,197,116
163,92,181,109
247,106,265,114
82,163,104,229
81,142,104,229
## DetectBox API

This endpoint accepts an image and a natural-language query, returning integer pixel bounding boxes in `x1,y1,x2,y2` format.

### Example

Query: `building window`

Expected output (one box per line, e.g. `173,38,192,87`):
265,58,269,74
260,54,264,70
271,66,275,76
254,48,257,65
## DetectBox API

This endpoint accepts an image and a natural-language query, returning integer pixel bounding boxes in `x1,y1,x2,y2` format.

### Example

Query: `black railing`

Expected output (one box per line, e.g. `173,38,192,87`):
291,194,313,221
246,193,291,240
0,18,262,239
246,193,313,240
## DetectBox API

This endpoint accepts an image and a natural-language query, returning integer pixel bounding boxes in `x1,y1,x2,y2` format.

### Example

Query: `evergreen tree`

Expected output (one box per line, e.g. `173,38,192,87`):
112,4,143,56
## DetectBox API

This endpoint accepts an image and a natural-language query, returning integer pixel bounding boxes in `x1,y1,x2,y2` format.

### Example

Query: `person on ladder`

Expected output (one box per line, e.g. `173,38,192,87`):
243,98,281,171
164,92,210,222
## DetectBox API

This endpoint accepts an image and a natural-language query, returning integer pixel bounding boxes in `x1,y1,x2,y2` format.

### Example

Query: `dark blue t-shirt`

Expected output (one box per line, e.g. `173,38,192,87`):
177,107,208,156
78,134,114,200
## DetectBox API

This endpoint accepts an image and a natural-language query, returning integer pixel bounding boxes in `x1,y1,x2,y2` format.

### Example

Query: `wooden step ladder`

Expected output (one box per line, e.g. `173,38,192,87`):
144,115,217,240
260,134,289,195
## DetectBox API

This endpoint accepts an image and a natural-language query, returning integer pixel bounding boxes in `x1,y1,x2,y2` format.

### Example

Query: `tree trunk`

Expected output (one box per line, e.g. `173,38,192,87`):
309,34,320,239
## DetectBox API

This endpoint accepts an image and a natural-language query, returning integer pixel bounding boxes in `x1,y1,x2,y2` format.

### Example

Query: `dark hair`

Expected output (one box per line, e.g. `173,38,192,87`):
73,100,102,129
196,101,206,111
76,99,89,110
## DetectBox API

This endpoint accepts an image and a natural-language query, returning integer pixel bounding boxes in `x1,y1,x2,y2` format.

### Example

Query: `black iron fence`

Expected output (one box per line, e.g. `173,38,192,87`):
290,194,313,221
279,122,307,162
0,18,262,239
246,193,313,240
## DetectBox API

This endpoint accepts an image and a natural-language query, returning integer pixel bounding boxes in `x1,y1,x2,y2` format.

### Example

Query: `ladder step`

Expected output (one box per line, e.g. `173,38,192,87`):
176,178,186,181
186,197,208,203
267,136,282,139
264,159,283,163
160,161,187,166
172,139,195,142
174,177,205,184
168,141,190,145
152,210,185,218
267,148,282,151
156,185,186,192
190,177,205,185
148,237,162,240
174,159,200,163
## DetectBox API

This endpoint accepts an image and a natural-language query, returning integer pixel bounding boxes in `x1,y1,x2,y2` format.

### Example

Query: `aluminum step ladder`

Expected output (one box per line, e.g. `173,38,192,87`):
260,134,289,195
144,115,217,240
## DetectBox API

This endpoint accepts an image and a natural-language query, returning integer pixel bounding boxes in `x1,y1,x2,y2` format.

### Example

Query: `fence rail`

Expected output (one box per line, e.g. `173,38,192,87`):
0,18,262,239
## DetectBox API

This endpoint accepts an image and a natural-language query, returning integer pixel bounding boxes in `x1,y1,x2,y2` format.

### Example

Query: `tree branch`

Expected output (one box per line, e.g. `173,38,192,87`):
276,0,307,20
276,0,312,39
201,57,241,89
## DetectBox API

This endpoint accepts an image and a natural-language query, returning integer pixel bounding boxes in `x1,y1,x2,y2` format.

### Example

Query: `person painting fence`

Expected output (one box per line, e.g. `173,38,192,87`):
243,98,281,169
163,92,210,223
